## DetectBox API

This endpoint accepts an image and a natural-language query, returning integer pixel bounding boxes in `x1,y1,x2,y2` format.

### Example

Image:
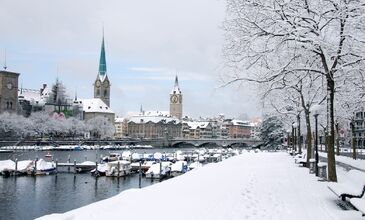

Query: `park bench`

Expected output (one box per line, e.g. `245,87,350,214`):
327,170,365,201
294,152,307,166
350,198,365,216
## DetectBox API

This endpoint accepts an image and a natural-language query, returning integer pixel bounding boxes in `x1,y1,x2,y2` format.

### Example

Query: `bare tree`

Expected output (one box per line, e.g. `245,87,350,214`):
223,0,365,182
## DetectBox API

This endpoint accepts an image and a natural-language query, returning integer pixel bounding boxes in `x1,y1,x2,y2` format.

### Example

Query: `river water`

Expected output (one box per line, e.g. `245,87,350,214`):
0,148,193,220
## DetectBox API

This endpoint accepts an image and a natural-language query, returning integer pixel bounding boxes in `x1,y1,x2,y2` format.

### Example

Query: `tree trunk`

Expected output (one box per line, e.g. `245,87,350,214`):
335,122,340,156
305,111,312,167
297,114,302,154
351,122,357,160
327,75,337,182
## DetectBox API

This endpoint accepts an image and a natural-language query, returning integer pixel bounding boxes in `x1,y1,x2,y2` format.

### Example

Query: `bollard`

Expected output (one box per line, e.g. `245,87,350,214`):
67,155,71,172
309,159,315,174
317,162,327,181
139,161,142,188
117,161,120,177
15,158,18,175
34,157,38,176
95,161,99,177
74,160,77,174
55,159,58,175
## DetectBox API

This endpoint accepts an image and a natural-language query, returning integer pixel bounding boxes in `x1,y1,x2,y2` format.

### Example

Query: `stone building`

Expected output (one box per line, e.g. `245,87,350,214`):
72,34,115,123
126,115,181,138
225,119,252,138
183,121,213,139
0,70,19,114
169,76,182,119
115,117,128,138
73,98,115,123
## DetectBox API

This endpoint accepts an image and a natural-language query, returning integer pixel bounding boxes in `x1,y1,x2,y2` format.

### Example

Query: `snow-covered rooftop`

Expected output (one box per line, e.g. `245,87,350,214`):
18,86,50,106
231,119,251,126
78,98,114,114
115,117,125,123
185,121,211,129
128,115,180,124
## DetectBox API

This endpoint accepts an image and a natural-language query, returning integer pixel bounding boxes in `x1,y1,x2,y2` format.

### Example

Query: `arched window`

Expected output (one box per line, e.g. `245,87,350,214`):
97,89,100,96
104,89,108,97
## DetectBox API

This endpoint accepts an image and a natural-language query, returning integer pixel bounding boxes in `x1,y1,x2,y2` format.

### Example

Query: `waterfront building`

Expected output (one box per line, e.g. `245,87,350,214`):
115,117,128,138
225,119,252,138
183,121,213,139
126,115,181,138
170,75,183,119
73,98,115,123
0,70,19,114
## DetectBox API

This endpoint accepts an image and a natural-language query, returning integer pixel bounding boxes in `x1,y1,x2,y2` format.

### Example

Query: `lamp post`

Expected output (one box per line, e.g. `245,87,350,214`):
293,122,298,153
312,104,321,176
287,129,291,150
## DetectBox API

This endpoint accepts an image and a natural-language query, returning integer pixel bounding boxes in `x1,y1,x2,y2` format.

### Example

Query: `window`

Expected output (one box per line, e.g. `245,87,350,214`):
96,89,100,96
104,89,108,97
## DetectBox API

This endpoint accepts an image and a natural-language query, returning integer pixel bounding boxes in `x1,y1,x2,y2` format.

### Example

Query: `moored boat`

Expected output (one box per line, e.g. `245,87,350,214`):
105,160,131,177
145,162,172,179
102,153,122,162
170,161,188,177
27,159,56,175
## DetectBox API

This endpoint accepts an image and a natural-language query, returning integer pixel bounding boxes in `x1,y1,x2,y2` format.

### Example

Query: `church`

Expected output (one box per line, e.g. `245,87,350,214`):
74,35,115,123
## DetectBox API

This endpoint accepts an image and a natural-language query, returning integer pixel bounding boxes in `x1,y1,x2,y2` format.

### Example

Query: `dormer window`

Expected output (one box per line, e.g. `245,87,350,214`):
88,106,91,109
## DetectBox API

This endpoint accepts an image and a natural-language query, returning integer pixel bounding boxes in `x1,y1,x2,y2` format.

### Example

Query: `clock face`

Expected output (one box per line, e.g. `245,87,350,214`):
104,80,109,87
171,95,178,103
95,80,101,87
7,83,13,90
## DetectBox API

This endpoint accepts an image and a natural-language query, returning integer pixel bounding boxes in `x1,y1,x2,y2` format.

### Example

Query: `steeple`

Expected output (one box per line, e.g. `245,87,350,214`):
171,75,181,94
98,34,107,77
3,49,7,70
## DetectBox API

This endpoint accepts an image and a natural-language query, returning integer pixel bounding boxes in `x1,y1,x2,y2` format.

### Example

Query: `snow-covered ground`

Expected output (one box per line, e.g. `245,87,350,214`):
319,152,365,171
38,152,362,220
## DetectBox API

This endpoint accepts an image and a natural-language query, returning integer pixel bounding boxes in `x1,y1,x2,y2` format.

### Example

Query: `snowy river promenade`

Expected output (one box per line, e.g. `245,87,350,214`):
38,152,362,220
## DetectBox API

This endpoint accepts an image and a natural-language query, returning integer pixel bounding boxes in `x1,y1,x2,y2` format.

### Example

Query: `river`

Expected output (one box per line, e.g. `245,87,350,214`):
0,148,194,220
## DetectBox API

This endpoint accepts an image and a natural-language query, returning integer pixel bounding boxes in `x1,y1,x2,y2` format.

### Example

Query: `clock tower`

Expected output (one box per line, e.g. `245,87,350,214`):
94,34,111,107
169,75,182,119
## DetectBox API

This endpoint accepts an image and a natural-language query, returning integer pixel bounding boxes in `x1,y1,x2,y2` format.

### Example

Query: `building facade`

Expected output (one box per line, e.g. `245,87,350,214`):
169,76,183,119
225,119,252,138
126,115,182,138
354,108,365,148
0,70,19,114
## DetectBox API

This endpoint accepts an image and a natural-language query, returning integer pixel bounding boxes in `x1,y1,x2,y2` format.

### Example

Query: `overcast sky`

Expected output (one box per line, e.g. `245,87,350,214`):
0,0,260,119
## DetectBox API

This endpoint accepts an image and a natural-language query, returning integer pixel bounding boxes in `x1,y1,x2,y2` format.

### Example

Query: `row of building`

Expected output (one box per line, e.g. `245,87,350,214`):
0,34,261,140
114,111,260,139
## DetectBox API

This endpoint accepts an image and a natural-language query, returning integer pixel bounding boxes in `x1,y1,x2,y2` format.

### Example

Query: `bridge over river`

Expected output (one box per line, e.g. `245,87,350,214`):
0,138,263,148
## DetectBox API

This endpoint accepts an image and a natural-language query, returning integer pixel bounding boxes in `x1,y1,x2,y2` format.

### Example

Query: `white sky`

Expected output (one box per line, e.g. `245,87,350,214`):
0,0,260,119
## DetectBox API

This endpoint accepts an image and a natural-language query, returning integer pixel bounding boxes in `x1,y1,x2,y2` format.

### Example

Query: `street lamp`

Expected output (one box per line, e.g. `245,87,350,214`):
312,104,321,176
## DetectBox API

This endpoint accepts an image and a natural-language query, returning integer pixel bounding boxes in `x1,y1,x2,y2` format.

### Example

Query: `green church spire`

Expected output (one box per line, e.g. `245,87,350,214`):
98,35,107,76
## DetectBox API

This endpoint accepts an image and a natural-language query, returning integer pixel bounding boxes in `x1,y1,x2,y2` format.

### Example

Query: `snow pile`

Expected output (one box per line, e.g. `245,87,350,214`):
38,152,361,220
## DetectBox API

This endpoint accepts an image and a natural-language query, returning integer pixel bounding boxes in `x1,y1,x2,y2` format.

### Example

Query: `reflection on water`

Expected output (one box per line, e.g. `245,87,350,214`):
0,149,184,220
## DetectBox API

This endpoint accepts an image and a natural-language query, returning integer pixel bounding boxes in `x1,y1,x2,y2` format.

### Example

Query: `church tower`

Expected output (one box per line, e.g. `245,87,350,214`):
94,34,111,107
169,75,182,119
